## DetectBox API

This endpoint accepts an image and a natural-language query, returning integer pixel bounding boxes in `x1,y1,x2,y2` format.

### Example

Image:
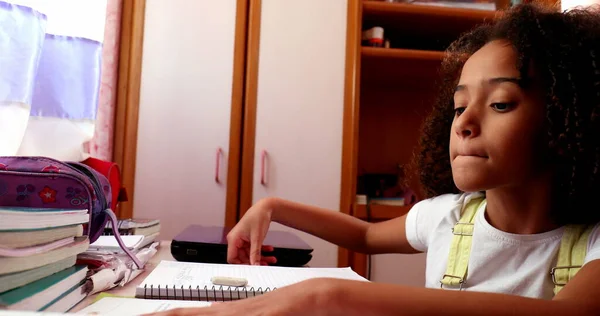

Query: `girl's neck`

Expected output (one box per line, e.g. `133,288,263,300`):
484,173,559,235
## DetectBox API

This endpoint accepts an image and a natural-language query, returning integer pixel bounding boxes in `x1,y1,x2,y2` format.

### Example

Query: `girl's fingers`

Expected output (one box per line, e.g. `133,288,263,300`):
238,247,250,264
261,256,277,264
226,236,247,264
229,258,242,264
261,245,275,252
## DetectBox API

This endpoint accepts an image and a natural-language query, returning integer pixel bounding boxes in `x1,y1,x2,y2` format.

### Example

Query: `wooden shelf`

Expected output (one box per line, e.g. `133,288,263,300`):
362,1,499,47
363,1,497,22
353,203,412,221
361,47,444,87
362,47,445,60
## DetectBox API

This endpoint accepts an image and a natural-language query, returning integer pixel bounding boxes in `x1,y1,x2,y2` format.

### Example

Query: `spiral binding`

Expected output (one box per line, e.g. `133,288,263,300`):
143,284,276,301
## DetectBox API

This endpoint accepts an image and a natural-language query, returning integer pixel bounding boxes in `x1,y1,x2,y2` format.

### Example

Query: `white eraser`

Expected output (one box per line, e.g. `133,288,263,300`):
211,276,248,287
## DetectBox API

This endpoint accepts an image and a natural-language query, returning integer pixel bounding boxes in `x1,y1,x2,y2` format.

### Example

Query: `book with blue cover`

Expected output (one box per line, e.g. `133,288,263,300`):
0,257,76,293
0,265,88,311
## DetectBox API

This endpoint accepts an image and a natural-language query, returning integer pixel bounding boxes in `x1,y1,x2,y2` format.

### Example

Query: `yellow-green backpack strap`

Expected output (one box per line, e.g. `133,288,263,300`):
440,196,485,289
552,224,595,295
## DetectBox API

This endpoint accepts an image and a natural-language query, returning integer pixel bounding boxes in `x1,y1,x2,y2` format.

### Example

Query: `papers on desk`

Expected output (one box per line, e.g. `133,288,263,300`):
76,297,211,315
78,224,161,296
88,234,158,252
78,242,159,295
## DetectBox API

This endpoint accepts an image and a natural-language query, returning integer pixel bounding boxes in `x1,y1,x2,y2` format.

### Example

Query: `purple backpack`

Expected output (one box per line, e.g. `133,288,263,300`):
0,156,143,268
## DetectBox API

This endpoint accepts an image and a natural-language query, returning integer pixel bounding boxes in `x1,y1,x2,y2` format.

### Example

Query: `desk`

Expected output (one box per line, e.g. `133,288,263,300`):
71,240,174,312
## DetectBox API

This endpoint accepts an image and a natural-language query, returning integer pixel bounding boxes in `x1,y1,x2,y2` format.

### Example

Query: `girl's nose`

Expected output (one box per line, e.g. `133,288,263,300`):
454,107,481,139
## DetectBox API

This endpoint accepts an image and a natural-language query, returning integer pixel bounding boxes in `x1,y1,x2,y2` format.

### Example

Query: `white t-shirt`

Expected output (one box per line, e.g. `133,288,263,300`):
405,192,600,299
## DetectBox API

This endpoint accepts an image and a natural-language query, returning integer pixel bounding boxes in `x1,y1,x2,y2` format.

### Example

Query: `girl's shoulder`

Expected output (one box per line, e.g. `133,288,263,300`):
412,191,483,218
406,192,483,251
585,222,600,265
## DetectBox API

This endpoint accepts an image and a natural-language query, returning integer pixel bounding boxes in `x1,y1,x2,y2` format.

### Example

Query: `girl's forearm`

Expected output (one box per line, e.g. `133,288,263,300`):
266,197,373,253
323,279,593,316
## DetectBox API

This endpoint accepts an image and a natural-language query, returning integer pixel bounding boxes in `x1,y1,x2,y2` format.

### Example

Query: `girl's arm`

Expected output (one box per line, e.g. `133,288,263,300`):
267,197,419,254
147,260,600,316
325,260,600,316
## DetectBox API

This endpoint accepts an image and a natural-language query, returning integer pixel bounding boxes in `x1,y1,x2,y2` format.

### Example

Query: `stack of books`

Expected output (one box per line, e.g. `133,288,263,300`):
104,218,160,238
0,206,91,312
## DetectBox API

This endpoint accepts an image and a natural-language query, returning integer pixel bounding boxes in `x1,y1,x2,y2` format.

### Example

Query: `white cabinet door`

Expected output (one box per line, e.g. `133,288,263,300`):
251,0,348,267
133,0,237,239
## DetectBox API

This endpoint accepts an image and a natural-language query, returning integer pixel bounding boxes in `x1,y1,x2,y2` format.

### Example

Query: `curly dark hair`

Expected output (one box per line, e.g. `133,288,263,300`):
417,3,600,225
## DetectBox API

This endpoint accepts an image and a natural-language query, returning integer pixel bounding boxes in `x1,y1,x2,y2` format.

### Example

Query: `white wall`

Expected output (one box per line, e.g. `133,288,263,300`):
562,0,600,10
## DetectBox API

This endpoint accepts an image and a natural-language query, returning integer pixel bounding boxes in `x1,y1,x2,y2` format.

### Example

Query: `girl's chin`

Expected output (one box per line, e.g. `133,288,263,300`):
452,176,492,193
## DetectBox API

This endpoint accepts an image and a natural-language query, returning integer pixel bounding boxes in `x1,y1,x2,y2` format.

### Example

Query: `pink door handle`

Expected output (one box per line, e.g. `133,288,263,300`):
215,147,224,183
260,150,267,186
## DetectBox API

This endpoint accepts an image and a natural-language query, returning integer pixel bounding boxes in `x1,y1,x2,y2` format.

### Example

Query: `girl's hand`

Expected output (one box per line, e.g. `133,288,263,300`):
143,278,342,316
226,198,278,265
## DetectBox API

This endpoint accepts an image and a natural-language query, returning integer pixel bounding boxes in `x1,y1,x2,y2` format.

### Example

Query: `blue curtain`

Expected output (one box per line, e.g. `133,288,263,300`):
0,0,106,161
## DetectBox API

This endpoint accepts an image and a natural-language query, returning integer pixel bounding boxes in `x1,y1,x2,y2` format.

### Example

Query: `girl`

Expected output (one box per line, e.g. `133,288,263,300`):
154,4,600,315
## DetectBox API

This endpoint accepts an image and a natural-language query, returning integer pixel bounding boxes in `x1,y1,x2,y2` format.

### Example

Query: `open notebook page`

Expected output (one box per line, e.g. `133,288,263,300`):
76,297,211,315
138,260,368,291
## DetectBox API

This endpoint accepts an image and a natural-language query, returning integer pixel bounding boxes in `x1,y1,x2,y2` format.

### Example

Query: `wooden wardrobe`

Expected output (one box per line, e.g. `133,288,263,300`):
128,0,348,269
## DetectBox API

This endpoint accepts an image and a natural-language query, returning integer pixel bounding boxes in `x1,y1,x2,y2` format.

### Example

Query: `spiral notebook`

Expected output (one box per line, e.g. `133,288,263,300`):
135,260,368,301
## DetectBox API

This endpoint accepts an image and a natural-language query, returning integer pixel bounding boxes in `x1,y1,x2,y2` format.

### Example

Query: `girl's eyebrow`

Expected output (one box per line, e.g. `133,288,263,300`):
455,77,523,92
488,77,523,86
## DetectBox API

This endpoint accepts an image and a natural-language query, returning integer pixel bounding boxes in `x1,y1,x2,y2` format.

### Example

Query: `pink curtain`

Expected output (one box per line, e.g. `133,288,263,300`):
90,0,122,161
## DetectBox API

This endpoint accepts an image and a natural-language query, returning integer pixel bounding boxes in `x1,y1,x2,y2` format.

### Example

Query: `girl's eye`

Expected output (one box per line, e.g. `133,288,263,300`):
491,103,514,112
454,107,466,116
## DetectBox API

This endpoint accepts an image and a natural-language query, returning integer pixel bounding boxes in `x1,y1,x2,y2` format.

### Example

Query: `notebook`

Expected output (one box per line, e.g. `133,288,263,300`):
0,265,88,311
135,260,368,301
0,256,76,293
113,224,161,237
106,218,160,229
0,237,74,257
0,225,83,249
103,218,161,238
0,237,89,275
40,283,89,313
0,208,88,231
77,297,211,315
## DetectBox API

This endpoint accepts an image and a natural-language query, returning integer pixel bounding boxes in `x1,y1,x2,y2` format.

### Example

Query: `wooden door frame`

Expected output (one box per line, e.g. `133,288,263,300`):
338,0,362,270
114,0,248,225
224,0,250,228
113,0,146,219
237,0,262,218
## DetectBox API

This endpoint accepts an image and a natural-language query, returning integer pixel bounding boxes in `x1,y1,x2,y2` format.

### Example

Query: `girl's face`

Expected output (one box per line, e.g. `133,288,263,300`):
449,40,546,192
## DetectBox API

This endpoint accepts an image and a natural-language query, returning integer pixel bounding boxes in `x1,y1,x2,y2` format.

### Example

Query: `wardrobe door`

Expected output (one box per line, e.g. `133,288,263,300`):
133,0,238,239
246,0,348,267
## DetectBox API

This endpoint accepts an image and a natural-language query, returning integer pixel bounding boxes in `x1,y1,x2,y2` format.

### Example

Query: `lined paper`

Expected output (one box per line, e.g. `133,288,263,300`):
77,297,211,315
136,260,368,300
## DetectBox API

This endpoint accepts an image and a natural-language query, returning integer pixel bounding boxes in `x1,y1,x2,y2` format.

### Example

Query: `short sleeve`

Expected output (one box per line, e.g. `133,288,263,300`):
583,223,600,265
405,193,471,252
